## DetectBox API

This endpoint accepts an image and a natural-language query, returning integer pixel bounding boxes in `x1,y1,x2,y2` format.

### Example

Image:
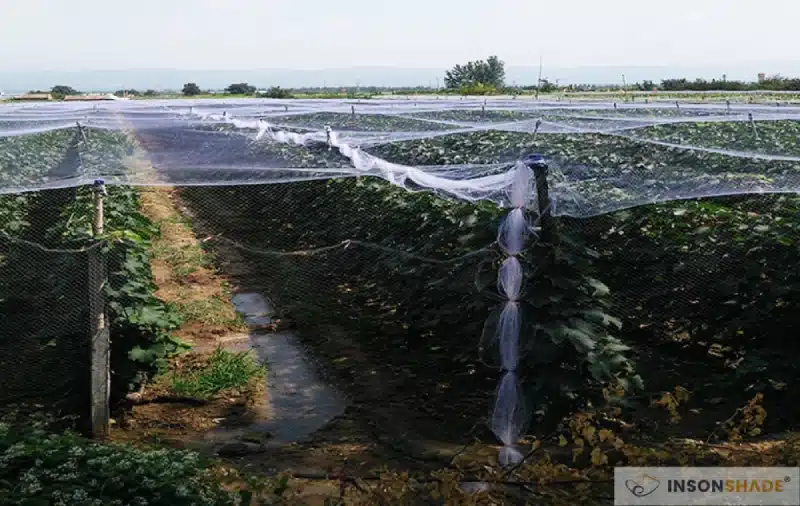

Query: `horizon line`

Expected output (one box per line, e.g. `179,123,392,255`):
2,61,797,73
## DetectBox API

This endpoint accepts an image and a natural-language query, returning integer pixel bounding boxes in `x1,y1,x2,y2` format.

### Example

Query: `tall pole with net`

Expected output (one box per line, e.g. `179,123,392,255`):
89,179,110,439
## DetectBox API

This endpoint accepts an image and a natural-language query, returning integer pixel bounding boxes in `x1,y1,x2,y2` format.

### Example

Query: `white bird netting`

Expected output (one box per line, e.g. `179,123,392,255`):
2,96,799,463
2,98,800,215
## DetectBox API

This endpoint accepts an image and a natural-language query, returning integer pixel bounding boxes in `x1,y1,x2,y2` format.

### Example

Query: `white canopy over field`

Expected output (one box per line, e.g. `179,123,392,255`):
2,97,800,217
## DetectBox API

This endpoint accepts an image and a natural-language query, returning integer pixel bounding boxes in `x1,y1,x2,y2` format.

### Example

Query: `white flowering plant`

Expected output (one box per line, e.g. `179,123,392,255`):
0,412,246,506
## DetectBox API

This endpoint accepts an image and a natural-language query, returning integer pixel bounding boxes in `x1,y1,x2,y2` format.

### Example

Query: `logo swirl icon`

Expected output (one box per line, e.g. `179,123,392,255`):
625,474,660,497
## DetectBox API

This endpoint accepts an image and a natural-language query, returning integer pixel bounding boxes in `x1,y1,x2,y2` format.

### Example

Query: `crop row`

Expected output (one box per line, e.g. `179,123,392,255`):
181,115,800,216
0,125,136,190
174,113,800,426
178,174,800,429
0,127,180,424
2,116,799,428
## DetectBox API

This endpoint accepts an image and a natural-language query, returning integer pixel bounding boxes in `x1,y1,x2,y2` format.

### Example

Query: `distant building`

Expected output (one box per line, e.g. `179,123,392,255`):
13,93,53,101
758,73,766,83
63,94,115,101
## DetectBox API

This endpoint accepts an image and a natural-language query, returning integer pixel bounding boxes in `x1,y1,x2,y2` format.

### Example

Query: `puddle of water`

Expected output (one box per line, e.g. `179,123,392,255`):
218,293,347,445
231,293,273,327
249,332,347,444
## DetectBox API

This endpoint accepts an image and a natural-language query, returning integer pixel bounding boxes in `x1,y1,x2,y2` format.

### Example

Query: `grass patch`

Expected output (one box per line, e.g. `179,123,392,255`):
175,295,246,329
171,348,265,400
152,242,214,278
173,285,245,329
139,188,245,338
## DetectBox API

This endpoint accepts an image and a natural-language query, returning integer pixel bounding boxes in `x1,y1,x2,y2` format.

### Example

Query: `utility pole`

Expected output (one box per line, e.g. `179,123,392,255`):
536,56,543,100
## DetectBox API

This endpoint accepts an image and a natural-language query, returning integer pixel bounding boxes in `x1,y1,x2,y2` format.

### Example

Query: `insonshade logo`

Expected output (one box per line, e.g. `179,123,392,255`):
614,467,800,505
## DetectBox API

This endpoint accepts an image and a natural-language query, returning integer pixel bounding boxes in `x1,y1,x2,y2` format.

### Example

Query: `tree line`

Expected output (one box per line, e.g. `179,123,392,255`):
32,67,800,101
441,56,800,94
651,76,800,92
181,82,292,98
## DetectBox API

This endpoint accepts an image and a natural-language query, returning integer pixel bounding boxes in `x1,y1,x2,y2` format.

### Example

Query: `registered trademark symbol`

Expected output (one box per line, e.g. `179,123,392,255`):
784,476,791,483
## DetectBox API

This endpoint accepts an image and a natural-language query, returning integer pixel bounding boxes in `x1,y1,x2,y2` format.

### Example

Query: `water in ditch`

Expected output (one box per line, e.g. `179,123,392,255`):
201,292,347,450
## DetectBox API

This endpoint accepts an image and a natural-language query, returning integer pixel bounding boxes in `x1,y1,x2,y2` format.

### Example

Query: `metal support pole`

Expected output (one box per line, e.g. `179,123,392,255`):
89,179,110,439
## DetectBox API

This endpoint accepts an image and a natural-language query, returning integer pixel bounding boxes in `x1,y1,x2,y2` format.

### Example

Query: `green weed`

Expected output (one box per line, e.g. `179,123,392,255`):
171,347,265,399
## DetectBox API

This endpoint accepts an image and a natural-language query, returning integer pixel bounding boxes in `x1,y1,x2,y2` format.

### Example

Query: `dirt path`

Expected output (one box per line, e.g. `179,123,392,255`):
116,183,415,472
139,187,245,344
160,187,491,467
111,153,509,504
111,185,269,444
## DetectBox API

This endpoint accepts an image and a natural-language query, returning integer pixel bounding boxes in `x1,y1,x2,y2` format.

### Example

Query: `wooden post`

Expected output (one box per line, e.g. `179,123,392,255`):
76,121,88,145
532,119,543,144
749,113,759,140
89,179,110,439
526,155,554,243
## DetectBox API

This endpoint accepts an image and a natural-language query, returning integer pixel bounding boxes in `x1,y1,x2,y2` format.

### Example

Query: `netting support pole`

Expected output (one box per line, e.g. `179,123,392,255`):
89,179,110,439
530,157,554,243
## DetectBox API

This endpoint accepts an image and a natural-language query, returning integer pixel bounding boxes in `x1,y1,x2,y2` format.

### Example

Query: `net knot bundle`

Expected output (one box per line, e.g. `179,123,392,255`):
491,161,534,465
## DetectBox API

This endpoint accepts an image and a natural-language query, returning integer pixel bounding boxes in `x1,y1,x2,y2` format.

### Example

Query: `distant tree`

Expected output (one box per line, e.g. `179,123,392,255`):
758,75,800,91
182,83,202,96
537,78,556,93
444,55,505,90
257,86,293,99
458,82,497,96
225,83,256,95
142,89,159,97
636,80,656,91
50,85,78,98
114,89,141,97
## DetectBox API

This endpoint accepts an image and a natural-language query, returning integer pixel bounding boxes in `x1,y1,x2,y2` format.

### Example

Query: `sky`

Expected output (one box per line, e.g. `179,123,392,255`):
2,0,798,71
1,0,798,91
